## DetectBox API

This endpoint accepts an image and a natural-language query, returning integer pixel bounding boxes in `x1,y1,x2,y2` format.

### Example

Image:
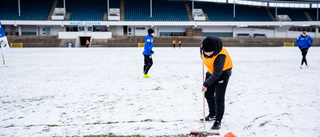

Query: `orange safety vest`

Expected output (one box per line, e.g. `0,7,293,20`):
173,40,176,44
179,40,182,44
86,40,89,44
202,47,233,74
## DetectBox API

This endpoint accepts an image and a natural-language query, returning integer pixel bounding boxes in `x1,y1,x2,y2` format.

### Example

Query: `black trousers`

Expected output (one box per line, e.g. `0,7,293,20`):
205,72,230,122
300,48,309,65
143,55,153,74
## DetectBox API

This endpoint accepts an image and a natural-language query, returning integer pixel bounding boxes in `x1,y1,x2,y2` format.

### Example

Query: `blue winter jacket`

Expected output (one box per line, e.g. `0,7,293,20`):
295,34,313,49
143,34,153,55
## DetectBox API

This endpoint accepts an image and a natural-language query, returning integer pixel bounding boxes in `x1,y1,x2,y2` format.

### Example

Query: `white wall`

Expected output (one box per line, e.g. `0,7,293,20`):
58,32,112,39
21,25,36,33
159,26,189,32
235,27,275,38
286,31,316,38
109,26,123,36
201,26,232,32
38,26,64,35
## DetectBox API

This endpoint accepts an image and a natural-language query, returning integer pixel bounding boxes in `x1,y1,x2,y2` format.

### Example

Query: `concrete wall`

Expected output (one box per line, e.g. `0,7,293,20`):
58,32,112,39
6,35,320,47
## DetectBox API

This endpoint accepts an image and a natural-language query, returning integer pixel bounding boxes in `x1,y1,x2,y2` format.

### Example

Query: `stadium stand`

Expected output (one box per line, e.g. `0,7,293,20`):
65,0,107,21
125,0,189,21
308,9,319,21
0,0,54,20
270,8,309,21
191,2,273,21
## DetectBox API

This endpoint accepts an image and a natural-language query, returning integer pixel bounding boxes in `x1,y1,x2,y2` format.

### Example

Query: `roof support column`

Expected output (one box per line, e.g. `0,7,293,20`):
275,3,278,19
192,0,194,17
150,0,152,17
18,0,21,16
107,0,110,16
233,1,236,18
64,0,66,16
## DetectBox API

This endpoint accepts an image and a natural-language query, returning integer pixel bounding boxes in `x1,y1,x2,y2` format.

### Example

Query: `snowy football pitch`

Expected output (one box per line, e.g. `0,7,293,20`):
1,47,320,136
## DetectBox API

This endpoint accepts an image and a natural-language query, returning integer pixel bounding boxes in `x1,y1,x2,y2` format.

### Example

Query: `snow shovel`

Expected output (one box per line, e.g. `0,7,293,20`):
189,60,219,136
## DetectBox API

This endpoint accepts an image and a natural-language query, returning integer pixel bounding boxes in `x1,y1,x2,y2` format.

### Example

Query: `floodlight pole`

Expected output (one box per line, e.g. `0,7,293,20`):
18,0,21,16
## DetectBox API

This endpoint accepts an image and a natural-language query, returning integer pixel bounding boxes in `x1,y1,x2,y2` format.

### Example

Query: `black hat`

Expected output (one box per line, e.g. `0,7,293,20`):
148,28,154,35
202,36,223,53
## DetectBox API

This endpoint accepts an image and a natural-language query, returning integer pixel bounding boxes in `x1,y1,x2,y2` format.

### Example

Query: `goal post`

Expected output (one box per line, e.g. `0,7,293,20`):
283,42,294,47
10,43,23,48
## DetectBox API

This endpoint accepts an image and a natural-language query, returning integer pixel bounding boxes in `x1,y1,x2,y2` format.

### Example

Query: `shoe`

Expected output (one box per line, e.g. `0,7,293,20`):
200,115,215,121
300,66,302,69
143,74,150,78
211,121,221,130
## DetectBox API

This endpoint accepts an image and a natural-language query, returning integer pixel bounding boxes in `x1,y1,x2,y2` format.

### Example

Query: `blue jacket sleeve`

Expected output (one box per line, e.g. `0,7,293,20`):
295,38,300,47
309,36,313,46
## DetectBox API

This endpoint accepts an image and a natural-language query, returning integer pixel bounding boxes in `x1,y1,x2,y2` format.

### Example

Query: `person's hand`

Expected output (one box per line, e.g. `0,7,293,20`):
201,86,207,92
298,46,301,49
151,50,154,54
309,45,311,47
200,55,203,59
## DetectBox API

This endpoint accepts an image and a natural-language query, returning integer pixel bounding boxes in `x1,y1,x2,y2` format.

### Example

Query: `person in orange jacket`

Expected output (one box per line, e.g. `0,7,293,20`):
173,39,176,48
200,36,233,130
178,39,182,48
86,39,90,48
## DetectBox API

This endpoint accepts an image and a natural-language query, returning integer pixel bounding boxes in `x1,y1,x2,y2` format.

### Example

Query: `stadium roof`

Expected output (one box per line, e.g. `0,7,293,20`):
247,0,319,3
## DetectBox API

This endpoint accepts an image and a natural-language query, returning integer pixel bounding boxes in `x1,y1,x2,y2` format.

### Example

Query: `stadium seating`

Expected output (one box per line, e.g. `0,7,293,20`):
65,0,107,21
191,2,273,21
125,0,189,21
57,0,120,20
0,0,54,20
269,8,309,21
308,9,319,21
0,0,316,22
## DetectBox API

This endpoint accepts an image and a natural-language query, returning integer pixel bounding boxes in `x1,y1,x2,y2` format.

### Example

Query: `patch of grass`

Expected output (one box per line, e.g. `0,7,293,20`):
4,124,15,128
83,133,189,137
259,121,271,127
42,127,51,132
47,125,59,127
152,86,162,90
141,119,152,122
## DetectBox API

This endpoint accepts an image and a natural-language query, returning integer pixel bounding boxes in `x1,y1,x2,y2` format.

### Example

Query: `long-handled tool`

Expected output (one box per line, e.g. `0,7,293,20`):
189,60,219,136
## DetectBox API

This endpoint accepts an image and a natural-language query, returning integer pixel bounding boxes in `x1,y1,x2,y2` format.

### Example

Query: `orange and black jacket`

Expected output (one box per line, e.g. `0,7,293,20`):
200,38,233,87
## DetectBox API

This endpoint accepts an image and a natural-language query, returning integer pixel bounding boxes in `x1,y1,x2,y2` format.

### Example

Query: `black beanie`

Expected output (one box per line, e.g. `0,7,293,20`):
148,28,154,35
202,36,223,53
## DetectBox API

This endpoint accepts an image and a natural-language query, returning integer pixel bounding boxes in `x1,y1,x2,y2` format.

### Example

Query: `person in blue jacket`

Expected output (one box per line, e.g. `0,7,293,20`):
142,28,154,78
295,31,313,68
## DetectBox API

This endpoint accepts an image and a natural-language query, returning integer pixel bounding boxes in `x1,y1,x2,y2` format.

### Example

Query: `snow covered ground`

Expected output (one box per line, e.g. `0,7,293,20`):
0,47,320,137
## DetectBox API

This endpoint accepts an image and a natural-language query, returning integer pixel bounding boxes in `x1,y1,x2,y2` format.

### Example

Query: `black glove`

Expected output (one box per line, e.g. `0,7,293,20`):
151,50,154,54
309,45,311,47
298,46,301,49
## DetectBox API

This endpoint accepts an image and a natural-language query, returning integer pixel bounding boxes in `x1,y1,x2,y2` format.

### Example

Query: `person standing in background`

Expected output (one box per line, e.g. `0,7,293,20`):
179,39,182,48
86,39,90,48
173,39,176,48
142,28,155,78
295,31,313,69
